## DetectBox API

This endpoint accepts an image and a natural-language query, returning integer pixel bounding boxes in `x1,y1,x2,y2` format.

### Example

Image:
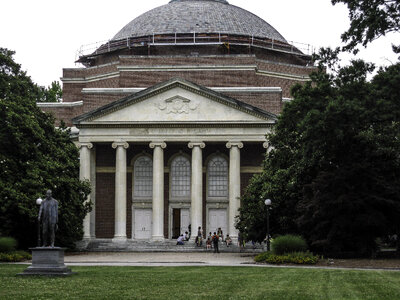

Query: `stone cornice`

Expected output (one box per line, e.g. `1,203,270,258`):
81,86,282,95
61,72,119,84
76,122,274,129
37,101,83,108
117,65,257,72
256,69,310,81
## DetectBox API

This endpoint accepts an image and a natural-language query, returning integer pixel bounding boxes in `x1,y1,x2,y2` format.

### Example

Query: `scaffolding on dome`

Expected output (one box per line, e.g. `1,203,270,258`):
76,32,314,65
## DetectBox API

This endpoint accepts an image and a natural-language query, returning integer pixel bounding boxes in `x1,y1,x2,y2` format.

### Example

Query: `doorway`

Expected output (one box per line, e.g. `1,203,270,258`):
208,208,227,236
172,208,190,239
133,208,152,240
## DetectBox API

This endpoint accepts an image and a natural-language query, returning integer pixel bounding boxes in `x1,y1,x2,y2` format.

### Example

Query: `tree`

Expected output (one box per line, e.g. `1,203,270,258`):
38,81,63,102
237,57,400,256
0,48,90,249
332,0,400,53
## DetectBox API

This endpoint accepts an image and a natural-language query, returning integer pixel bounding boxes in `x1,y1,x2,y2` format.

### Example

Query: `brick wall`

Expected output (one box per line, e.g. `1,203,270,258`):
53,53,318,125
241,173,256,200
95,173,115,238
40,105,83,127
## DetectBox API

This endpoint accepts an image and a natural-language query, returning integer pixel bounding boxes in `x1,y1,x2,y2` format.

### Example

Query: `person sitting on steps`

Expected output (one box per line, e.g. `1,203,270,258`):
177,234,185,245
225,234,232,247
206,237,212,250
217,227,224,242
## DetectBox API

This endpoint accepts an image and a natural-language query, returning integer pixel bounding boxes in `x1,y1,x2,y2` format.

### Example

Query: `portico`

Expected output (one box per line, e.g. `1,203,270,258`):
74,78,276,242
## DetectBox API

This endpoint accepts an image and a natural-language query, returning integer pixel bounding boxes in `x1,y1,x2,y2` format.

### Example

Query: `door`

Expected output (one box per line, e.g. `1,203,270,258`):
134,209,152,239
208,208,228,236
180,209,190,236
172,209,181,239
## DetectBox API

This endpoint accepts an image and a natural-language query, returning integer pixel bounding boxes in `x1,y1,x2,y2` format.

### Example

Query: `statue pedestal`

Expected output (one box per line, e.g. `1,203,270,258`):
18,247,74,276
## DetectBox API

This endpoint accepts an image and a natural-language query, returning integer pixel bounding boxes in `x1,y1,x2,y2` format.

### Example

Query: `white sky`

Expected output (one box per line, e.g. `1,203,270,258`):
1,0,399,87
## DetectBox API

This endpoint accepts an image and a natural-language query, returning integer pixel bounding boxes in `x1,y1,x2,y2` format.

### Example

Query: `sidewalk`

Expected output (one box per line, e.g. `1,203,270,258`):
61,252,400,271
64,252,256,266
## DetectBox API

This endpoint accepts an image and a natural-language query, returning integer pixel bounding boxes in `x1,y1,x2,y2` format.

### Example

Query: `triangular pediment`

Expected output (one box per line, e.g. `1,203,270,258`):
73,78,277,125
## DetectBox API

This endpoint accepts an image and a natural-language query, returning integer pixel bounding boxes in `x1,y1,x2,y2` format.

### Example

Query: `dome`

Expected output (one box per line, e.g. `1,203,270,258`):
112,0,287,43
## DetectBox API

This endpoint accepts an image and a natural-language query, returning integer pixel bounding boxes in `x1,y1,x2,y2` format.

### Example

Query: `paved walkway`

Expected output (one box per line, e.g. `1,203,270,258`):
64,252,255,266
61,252,400,271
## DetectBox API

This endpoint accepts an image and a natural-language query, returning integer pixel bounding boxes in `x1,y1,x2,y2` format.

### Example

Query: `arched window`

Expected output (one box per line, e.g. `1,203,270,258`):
171,155,191,198
208,155,228,197
133,156,153,198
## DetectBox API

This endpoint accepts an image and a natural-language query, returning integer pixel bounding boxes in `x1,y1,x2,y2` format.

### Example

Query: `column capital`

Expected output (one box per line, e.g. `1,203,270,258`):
112,142,129,149
226,142,243,149
79,142,93,149
263,142,273,153
188,142,205,149
149,142,167,149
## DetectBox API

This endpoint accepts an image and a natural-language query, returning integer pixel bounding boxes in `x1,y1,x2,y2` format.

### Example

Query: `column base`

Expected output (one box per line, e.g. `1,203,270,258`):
75,238,92,250
112,236,127,243
151,236,165,242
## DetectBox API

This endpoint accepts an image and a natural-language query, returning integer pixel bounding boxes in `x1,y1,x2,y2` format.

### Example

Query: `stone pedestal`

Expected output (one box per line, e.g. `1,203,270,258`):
18,247,74,276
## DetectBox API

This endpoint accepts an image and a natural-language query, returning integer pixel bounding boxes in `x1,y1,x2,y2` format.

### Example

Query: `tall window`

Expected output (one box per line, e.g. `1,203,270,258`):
208,155,228,197
133,156,153,198
171,155,191,198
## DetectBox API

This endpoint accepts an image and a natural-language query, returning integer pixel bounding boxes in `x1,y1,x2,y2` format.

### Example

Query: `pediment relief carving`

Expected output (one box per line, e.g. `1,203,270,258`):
155,96,199,114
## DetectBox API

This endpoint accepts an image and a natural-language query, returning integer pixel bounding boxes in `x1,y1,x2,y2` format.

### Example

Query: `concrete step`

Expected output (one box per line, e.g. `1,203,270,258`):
82,239,264,253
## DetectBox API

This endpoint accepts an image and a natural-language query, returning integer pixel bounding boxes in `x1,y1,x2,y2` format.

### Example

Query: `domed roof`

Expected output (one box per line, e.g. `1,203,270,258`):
112,0,287,43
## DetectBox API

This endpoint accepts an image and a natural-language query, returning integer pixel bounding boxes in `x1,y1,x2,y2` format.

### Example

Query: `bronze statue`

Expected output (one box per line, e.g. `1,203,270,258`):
38,190,58,247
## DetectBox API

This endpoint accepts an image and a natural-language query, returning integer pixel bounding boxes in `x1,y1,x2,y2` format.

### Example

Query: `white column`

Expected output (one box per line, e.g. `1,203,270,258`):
226,142,243,241
150,142,167,241
112,142,129,241
79,142,93,240
188,142,205,241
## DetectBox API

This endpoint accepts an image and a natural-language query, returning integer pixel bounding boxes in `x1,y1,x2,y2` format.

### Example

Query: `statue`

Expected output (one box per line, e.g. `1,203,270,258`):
38,190,58,247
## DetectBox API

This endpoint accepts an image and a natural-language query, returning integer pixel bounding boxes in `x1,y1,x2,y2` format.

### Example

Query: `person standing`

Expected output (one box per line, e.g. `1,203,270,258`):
212,232,220,253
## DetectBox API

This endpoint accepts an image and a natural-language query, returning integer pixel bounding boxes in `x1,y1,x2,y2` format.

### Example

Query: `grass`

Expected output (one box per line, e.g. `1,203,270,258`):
1,265,400,299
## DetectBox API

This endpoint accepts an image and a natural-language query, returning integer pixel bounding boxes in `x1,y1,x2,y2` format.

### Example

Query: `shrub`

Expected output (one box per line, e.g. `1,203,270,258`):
0,251,31,262
0,237,17,252
254,251,319,265
271,235,307,255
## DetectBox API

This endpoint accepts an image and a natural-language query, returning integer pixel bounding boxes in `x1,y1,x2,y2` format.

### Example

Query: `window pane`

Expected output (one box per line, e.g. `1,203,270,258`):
134,156,153,198
171,156,191,197
208,156,228,197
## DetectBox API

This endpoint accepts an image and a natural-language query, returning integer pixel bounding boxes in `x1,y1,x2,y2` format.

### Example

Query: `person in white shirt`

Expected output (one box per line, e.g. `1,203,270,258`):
177,234,185,245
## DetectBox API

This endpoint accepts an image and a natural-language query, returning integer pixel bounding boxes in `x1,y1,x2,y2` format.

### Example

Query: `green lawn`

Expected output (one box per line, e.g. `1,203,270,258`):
1,265,400,299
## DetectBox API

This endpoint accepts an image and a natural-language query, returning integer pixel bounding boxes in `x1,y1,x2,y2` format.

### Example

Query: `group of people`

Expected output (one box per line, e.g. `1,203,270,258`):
204,228,232,253
176,226,233,253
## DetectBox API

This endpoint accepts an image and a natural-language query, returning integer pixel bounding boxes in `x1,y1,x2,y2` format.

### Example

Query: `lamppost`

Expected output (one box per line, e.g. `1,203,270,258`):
36,197,42,247
265,199,272,251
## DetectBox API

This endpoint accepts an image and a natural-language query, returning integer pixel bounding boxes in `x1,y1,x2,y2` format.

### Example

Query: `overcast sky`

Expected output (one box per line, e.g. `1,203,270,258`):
1,0,399,87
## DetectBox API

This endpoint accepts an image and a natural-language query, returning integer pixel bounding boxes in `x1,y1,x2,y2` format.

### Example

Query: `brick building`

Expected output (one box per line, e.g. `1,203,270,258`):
39,0,315,247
